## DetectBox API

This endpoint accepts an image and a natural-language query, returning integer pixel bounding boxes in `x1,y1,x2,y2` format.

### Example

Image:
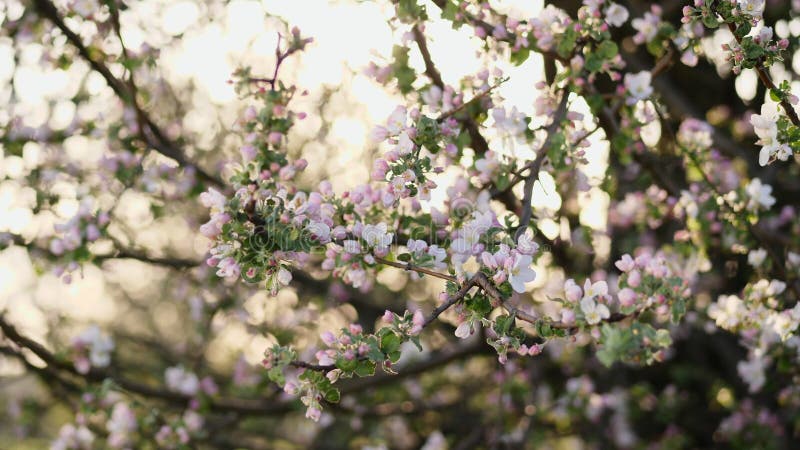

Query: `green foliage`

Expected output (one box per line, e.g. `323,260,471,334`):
597,323,672,367
392,46,416,94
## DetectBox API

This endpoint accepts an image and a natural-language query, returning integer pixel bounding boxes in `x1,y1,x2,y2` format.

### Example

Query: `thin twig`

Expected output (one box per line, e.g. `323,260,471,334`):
725,22,800,126
374,256,456,282
516,92,570,237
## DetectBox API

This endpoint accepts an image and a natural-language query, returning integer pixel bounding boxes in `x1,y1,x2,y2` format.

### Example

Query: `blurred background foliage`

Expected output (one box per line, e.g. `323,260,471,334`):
1,0,800,449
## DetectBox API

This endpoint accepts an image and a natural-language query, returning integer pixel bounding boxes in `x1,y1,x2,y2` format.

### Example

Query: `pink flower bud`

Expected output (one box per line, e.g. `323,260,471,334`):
627,269,641,288
243,106,257,122
240,144,257,162
268,132,283,145
618,288,637,308
283,382,298,395
560,309,576,326
320,331,337,346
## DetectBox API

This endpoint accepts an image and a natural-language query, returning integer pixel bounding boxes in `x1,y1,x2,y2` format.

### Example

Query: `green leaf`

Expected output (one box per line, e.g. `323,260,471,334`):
267,367,285,384
655,329,673,348
380,333,402,355
535,321,554,338
366,343,385,362
596,324,634,367
585,53,603,73
597,40,618,59
556,28,578,59
735,22,751,38
335,356,358,373
410,336,422,352
323,387,341,403
702,14,719,29
510,48,530,66
495,174,510,191
670,298,686,323
494,315,514,335
354,360,376,377
441,1,458,22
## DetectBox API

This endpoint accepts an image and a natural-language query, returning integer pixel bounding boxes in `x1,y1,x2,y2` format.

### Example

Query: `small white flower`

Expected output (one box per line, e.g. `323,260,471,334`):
750,104,783,166
624,71,653,104
766,312,796,341
305,221,331,243
277,268,293,286
386,106,407,134
395,131,415,155
52,424,95,450
738,0,765,20
165,366,199,396
747,248,767,267
492,106,528,140
580,297,610,325
427,245,447,269
73,325,114,369
605,3,629,27
582,279,609,300
507,254,537,293
106,403,137,448
516,231,539,255
744,178,776,211
343,240,361,254
361,222,393,250
737,354,767,392
632,12,659,43
708,295,746,329
199,188,227,213
455,321,473,339
758,26,773,43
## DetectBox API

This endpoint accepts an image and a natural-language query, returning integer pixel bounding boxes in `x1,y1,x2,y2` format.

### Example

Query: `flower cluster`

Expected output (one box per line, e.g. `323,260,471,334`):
49,199,110,283
261,311,428,420
750,103,793,166
51,423,94,450
683,0,799,166
70,325,114,374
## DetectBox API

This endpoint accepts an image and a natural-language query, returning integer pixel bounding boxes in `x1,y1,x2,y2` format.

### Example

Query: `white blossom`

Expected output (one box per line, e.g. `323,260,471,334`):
165,366,200,396
605,3,629,27
580,297,610,325
744,178,776,211
624,71,653,104
507,254,537,293
747,248,767,267
737,354,767,392
738,0,765,20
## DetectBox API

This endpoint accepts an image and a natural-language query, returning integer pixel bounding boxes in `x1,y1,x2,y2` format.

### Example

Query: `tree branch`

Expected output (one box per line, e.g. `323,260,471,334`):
31,0,223,187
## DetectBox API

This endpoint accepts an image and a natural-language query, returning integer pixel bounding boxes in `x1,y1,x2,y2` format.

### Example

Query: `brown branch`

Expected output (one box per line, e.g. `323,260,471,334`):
412,25,490,155
374,256,457,282
726,22,800,126
516,92,571,236
0,314,297,415
437,78,506,122
679,143,797,296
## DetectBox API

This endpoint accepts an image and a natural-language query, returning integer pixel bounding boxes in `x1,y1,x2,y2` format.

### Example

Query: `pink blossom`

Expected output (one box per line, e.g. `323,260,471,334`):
410,309,425,335
618,288,637,308
615,254,635,272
